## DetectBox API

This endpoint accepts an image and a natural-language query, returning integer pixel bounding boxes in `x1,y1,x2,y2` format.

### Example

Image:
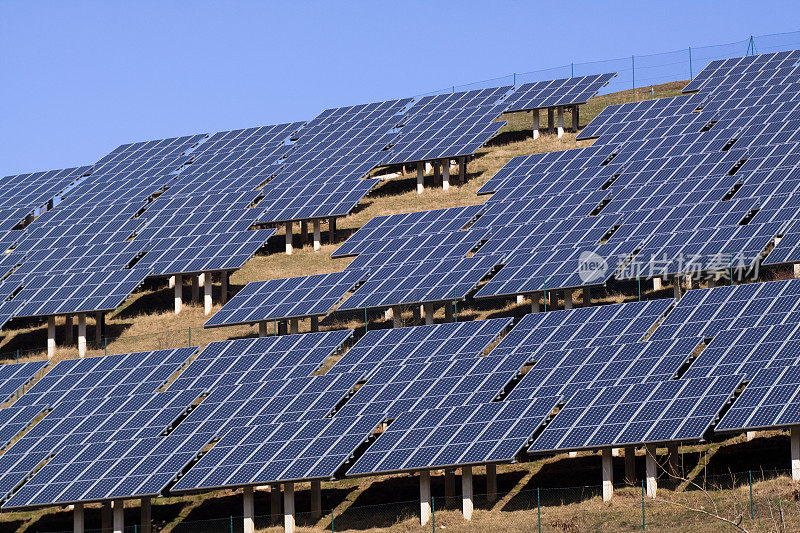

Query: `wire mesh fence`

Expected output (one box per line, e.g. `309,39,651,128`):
418,29,800,97
14,468,800,532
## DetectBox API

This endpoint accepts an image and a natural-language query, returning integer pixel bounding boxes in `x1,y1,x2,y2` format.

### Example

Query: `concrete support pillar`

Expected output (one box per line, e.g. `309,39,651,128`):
423,303,434,326
329,218,336,244
270,484,281,522
653,277,662,291
174,274,182,314
243,486,254,533
313,220,321,251
416,162,424,194
709,277,717,288
384,307,393,321
486,463,497,502
794,263,800,279
420,470,431,526
516,294,525,305
573,105,580,131
290,318,299,335
667,442,679,476
557,106,564,138
569,451,578,458
392,305,401,328
547,107,554,132
413,305,421,325
112,499,124,533
462,466,473,520
204,272,212,315
168,275,175,289
95,311,104,344
564,289,573,310
624,446,636,484
65,314,73,345
191,275,199,303
141,497,151,533
101,502,112,533
47,316,56,359
673,279,681,300
279,320,288,335
74,502,84,533
444,469,455,502
311,480,321,520
645,445,657,498
532,298,540,313
583,287,591,306
221,271,229,304
746,431,755,441
259,322,267,337
602,448,613,502
792,427,800,481
284,482,295,533
532,109,540,140
442,159,450,190
285,222,293,255
310,316,319,332
300,221,308,246
78,314,86,358
458,156,466,183
444,301,454,322
433,161,441,187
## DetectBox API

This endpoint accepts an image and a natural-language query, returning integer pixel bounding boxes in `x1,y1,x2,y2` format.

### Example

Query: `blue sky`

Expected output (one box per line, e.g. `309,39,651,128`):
1,1,798,175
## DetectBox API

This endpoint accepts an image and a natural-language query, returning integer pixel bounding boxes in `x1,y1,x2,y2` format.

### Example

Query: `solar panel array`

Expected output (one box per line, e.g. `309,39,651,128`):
503,73,616,112
320,50,800,311
204,270,368,327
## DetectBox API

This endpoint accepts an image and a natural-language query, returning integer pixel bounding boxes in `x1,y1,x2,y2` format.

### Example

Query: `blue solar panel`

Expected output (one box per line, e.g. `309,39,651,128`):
504,73,616,112
529,375,742,452
204,270,369,327
348,397,559,475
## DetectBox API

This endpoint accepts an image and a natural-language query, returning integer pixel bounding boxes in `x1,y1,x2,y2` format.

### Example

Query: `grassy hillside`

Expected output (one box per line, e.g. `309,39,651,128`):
0,80,689,365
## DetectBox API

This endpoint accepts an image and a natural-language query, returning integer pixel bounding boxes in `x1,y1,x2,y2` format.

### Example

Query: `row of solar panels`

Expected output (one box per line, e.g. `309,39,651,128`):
196,49,800,327
0,73,616,332
1,278,799,508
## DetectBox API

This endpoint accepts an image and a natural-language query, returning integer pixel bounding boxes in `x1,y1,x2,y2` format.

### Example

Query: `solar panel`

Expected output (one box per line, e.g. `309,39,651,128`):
716,365,800,432
172,415,383,492
338,255,501,310
334,352,531,419
348,397,560,476
169,331,352,391
205,271,368,327
0,361,49,404
332,205,484,258
329,318,513,377
503,73,617,112
529,375,742,453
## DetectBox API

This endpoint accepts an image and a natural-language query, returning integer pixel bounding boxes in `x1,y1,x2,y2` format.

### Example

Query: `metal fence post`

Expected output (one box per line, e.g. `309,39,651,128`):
16,349,19,364
454,288,458,323
364,306,368,332
431,495,435,531
188,327,191,346
543,277,547,312
331,508,334,532
642,480,646,530
638,276,641,301
689,47,693,79
104,337,107,356
632,55,635,99
229,515,233,533
537,487,541,533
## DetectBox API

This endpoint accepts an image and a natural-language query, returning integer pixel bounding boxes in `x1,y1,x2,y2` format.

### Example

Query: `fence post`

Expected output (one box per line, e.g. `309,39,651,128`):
364,306,368,332
642,480,646,530
431,495,435,531
638,276,641,301
513,72,516,87
749,470,754,519
537,487,541,533
454,289,458,323
104,337,107,356
16,349,19,364
571,62,574,77
331,508,334,532
188,327,191,346
689,47,693,79
543,276,547,312
632,55,635,99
